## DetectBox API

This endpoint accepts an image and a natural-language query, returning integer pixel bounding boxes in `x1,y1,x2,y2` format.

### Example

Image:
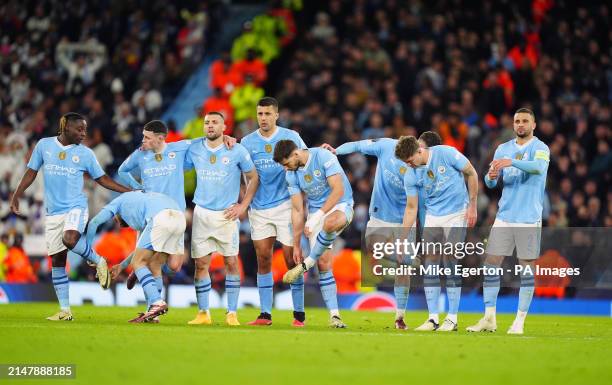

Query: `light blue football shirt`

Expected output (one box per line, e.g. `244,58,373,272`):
97,191,179,231
336,138,413,224
488,137,550,223
185,139,255,211
410,145,469,217
27,137,105,215
286,148,353,213
241,126,307,210
118,140,191,210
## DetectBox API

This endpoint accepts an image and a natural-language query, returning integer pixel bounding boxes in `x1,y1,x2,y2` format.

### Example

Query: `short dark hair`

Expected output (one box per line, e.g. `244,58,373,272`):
205,111,225,120
418,131,442,148
395,136,420,160
257,97,279,110
143,120,168,135
59,112,85,134
515,108,535,120
273,139,298,163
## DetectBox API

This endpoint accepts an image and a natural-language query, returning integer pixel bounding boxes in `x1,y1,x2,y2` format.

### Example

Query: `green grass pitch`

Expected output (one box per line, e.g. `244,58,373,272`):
1,303,611,385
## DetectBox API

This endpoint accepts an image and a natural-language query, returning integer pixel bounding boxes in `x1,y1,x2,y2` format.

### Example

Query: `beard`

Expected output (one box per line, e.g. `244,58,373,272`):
516,130,530,138
207,132,221,141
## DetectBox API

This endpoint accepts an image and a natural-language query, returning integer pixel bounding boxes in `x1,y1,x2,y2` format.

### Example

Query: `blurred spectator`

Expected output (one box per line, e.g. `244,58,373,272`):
231,49,267,86
182,106,205,139
55,39,106,95
231,21,279,64
177,9,207,68
210,52,243,97
131,80,162,117
438,112,469,152
269,0,610,232
4,234,37,283
230,75,264,123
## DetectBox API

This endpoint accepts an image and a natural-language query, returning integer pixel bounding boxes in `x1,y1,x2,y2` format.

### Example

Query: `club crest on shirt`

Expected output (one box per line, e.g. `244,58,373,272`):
399,166,407,175
304,174,313,183
313,169,321,177
427,169,435,179
438,166,446,174
515,153,523,160
168,152,176,159
222,156,230,165
210,154,217,164
72,155,80,163
58,151,66,160
265,143,273,153
155,153,163,162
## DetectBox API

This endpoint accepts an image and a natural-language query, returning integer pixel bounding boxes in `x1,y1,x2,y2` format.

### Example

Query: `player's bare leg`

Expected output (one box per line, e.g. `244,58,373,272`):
166,253,183,273
123,252,182,290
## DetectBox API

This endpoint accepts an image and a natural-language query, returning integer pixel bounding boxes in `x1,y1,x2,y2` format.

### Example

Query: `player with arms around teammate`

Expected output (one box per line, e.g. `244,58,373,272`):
186,112,259,326
274,140,353,328
10,113,133,321
467,108,550,335
85,191,186,322
322,138,419,330
241,97,309,326
116,120,188,282
114,120,237,286
396,136,479,332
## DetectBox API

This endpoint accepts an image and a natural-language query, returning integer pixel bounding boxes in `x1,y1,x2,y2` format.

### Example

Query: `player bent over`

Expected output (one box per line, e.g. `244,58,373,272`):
274,140,353,328
396,136,478,332
114,120,236,289
323,138,421,330
86,191,186,322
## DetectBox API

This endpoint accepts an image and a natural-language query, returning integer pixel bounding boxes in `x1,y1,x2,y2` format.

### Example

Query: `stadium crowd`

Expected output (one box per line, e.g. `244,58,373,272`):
0,0,226,281
1,1,610,288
